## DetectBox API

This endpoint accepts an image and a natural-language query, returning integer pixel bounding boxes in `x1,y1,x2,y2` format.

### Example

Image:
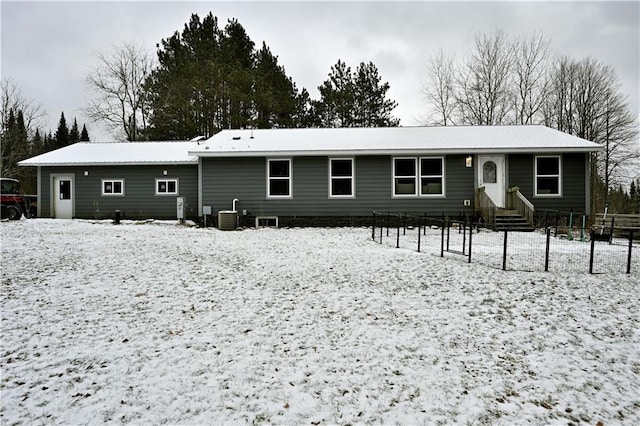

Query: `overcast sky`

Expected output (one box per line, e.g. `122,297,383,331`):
1,1,638,141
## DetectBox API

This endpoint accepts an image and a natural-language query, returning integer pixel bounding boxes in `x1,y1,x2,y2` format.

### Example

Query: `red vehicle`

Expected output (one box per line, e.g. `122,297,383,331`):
1,178,37,220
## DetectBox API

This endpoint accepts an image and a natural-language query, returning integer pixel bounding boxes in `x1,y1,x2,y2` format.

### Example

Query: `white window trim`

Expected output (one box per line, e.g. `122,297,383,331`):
329,158,355,198
419,156,446,197
392,157,418,197
155,178,179,196
534,155,562,197
101,179,124,196
267,158,292,199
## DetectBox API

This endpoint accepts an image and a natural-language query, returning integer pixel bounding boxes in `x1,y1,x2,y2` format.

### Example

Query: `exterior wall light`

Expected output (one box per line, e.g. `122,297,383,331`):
84,170,89,176
163,170,168,176
465,155,473,168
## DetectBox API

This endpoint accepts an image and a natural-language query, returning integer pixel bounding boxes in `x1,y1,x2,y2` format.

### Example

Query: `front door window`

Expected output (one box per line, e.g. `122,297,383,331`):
59,180,71,200
483,161,497,184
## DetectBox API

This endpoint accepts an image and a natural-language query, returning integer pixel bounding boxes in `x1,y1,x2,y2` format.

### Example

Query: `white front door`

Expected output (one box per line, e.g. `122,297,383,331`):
53,176,73,219
477,155,506,208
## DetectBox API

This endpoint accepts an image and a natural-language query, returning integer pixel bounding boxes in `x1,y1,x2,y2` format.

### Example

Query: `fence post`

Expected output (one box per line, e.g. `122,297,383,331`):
589,237,595,274
379,216,383,244
417,224,421,253
502,230,508,271
468,221,473,263
386,212,390,237
403,212,407,236
446,220,451,251
627,230,633,274
440,220,445,257
423,214,427,235
462,221,467,254
372,212,376,241
609,217,615,245
545,227,551,272
396,216,400,248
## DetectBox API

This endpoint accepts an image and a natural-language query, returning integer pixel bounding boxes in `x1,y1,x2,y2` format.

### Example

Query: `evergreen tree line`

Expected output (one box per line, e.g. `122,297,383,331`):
85,12,400,141
1,93,90,192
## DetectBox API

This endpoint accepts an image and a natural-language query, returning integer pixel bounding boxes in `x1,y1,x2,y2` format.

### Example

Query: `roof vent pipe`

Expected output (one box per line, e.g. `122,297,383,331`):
232,198,239,212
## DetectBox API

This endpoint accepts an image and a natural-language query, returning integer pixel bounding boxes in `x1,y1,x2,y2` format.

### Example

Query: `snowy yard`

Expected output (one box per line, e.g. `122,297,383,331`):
1,219,639,425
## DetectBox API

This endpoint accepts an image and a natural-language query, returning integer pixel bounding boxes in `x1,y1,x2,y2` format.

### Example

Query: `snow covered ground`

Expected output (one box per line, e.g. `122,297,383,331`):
1,219,638,425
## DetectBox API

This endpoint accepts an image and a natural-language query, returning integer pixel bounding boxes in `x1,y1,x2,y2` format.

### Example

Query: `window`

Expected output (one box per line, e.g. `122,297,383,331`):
267,159,291,198
483,161,497,184
393,158,417,196
535,156,561,196
59,180,71,200
156,179,178,195
420,157,444,196
102,179,124,196
393,157,445,197
329,158,354,197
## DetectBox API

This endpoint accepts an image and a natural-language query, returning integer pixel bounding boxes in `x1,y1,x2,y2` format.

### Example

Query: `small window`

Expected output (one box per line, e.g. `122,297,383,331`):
156,179,178,195
102,179,124,196
59,180,71,200
420,157,444,196
535,156,561,196
267,159,291,198
330,158,354,197
393,158,417,196
483,161,497,184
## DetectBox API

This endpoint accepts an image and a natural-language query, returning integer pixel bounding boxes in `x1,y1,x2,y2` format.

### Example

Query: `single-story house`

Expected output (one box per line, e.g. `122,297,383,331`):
19,125,601,227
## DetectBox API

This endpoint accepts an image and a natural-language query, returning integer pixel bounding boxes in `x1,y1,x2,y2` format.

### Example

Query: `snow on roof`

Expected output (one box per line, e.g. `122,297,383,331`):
19,126,602,166
191,125,602,157
19,141,200,166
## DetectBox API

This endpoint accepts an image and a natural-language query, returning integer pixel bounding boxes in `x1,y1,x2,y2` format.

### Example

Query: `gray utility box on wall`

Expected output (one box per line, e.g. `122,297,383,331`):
176,197,186,219
218,210,238,230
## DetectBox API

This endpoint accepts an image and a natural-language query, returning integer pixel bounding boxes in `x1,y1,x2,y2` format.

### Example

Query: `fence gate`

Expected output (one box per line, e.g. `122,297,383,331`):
443,220,473,263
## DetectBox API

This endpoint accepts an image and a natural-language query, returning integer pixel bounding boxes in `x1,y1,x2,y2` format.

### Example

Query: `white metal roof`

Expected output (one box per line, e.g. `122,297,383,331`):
191,125,602,157
19,141,200,166
18,126,602,167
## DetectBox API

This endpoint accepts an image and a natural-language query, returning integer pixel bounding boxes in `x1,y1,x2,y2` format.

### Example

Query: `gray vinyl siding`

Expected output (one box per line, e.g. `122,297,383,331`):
508,153,587,213
39,165,198,219
201,155,475,217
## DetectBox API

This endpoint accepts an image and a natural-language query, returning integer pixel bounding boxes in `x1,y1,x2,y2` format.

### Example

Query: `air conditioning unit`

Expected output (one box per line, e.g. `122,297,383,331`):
218,210,238,230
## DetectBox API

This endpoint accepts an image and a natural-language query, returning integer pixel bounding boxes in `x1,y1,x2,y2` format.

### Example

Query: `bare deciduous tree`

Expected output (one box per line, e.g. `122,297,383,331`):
456,29,514,125
423,49,457,125
511,32,550,124
84,43,154,141
1,77,45,135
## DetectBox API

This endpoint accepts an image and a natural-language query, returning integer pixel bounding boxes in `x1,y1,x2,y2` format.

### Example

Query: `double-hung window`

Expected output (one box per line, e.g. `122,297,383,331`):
156,179,178,195
420,157,444,196
393,157,445,196
535,156,561,196
268,159,291,198
329,158,354,197
393,158,417,196
102,179,124,196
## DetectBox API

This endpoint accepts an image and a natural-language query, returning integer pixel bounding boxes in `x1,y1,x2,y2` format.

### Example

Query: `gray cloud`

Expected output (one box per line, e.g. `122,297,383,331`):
2,1,638,140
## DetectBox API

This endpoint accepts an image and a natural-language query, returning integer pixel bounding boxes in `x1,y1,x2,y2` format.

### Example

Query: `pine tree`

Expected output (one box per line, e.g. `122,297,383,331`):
69,118,80,144
315,60,399,128
0,108,29,179
80,124,90,141
54,112,69,149
253,42,298,129
353,62,399,127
